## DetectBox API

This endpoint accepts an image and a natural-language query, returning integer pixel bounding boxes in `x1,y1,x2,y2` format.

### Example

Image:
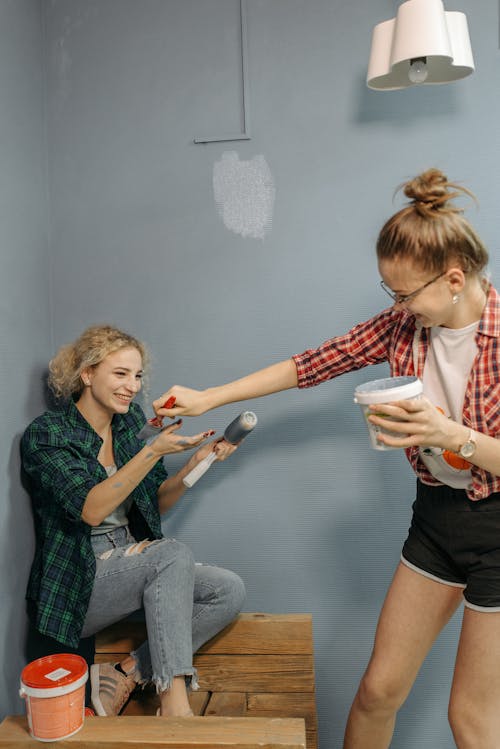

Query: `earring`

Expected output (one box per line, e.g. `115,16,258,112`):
452,294,459,305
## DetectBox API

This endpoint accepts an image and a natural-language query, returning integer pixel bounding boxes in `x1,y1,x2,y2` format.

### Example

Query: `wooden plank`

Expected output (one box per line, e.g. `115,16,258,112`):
304,728,317,749
247,694,318,749
204,692,247,716
94,653,316,694
195,655,315,693
202,693,317,749
95,621,146,654
247,693,316,720
95,652,315,695
95,652,135,665
189,691,212,716
95,614,313,656
198,614,313,655
0,715,306,749
121,692,318,748
96,656,315,694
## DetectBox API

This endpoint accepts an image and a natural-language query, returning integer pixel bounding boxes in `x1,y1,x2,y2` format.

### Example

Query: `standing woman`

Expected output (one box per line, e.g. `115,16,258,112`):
153,169,500,747
21,325,245,718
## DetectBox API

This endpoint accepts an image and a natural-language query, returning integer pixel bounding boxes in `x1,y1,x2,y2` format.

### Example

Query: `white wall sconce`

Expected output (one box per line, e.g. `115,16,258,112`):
366,0,474,90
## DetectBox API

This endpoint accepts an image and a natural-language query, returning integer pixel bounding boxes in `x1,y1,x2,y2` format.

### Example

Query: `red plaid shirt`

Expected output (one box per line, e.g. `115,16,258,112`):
293,285,500,501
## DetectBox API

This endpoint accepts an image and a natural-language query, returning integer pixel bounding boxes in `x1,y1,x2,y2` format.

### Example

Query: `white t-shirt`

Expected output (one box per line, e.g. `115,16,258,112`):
419,321,479,489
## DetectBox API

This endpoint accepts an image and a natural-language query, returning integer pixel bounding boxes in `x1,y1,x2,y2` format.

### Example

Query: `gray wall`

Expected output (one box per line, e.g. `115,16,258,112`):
3,1,500,746
0,0,50,719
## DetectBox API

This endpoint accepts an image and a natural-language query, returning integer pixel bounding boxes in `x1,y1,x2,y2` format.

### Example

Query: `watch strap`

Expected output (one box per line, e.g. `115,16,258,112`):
459,428,476,458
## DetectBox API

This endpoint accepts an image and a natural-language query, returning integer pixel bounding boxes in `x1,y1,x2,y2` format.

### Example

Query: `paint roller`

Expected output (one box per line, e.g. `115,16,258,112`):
183,411,258,488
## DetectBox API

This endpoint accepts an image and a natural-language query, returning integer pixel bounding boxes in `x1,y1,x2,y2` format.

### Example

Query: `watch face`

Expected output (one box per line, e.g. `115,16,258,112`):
460,441,475,458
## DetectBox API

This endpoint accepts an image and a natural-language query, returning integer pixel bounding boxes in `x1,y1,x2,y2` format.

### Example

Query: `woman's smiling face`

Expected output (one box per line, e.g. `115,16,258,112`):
83,346,144,416
378,257,453,328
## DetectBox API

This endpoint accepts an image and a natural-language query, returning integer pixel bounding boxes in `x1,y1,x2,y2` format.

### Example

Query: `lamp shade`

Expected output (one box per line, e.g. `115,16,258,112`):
366,0,474,90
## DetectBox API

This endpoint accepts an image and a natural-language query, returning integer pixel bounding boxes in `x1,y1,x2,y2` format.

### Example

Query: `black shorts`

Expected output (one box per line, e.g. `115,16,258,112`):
401,481,500,611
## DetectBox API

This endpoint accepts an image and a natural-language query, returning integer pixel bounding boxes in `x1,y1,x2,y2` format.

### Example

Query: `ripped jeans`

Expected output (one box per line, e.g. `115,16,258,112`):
80,526,245,692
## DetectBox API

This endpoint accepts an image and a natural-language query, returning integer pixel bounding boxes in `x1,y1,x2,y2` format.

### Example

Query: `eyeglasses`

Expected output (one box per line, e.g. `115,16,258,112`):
380,271,446,305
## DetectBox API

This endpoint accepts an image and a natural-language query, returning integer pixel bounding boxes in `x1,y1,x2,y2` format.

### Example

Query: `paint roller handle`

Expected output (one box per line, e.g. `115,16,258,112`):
182,451,217,488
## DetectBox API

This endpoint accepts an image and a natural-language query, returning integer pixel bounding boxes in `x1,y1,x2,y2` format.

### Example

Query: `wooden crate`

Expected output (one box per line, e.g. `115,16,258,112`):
95,613,318,749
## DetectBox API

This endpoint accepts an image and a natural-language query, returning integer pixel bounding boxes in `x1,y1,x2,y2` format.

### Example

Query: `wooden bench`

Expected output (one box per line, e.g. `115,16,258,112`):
96,613,318,749
0,613,317,749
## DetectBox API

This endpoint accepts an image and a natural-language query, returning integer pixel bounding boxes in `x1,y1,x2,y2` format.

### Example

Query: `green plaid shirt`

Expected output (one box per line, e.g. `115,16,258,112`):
21,399,166,647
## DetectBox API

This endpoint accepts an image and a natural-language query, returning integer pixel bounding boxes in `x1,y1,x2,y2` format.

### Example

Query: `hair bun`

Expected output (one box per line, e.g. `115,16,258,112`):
399,167,473,216
403,168,451,211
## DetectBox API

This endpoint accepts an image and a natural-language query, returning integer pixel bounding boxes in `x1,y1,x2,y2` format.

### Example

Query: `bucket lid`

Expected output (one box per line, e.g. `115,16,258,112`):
354,376,423,405
21,654,87,690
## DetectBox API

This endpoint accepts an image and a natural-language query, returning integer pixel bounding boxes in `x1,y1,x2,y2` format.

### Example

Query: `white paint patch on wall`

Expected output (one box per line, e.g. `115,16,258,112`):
213,151,276,240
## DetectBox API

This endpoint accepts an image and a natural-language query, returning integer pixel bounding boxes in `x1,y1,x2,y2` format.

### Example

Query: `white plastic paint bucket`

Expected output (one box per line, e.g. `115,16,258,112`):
19,654,88,742
354,376,423,450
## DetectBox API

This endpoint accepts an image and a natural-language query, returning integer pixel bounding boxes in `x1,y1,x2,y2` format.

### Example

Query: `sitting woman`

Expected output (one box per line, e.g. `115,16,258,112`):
21,324,245,718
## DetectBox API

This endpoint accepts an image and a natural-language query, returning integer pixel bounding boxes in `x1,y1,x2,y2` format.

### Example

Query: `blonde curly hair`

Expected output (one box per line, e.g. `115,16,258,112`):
48,324,150,400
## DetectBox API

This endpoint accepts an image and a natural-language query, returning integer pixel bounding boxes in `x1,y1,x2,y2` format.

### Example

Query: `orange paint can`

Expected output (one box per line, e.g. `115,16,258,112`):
19,654,88,742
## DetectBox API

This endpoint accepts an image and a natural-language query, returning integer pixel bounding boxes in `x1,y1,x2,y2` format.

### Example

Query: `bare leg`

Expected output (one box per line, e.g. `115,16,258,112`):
449,608,500,748
158,676,193,717
119,655,137,674
343,562,463,749
118,655,193,717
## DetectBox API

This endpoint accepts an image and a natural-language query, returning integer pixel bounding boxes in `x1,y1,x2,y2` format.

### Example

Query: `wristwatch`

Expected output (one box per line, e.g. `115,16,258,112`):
458,429,477,459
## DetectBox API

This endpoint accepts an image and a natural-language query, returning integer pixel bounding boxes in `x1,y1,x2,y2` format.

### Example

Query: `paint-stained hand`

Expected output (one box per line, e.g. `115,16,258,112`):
213,438,239,461
190,437,239,465
149,419,215,456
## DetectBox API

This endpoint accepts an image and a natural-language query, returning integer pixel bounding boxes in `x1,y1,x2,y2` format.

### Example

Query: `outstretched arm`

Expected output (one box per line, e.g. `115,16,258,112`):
152,358,299,419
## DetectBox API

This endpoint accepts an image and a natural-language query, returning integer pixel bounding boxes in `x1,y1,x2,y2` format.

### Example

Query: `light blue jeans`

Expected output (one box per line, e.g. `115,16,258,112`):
81,526,245,692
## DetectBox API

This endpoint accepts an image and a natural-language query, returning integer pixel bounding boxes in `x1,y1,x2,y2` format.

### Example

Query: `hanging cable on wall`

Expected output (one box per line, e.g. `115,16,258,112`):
194,0,251,143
